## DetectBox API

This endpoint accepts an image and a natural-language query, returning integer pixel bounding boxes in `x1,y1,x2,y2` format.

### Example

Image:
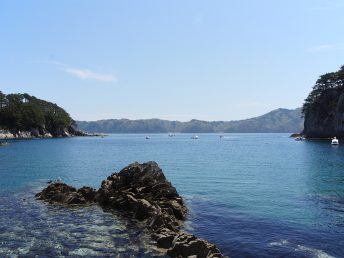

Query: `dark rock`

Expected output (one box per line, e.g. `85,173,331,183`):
157,234,175,249
36,162,227,257
30,128,40,137
77,186,97,202
167,232,223,258
95,161,187,232
290,133,304,138
304,88,344,138
35,182,96,205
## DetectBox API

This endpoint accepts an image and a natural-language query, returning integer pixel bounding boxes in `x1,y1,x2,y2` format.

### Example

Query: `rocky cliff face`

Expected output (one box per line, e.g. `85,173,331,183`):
0,126,99,139
303,88,344,138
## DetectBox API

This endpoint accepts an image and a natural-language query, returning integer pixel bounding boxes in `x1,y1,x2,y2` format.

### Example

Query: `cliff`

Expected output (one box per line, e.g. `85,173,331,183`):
303,88,344,138
302,65,344,138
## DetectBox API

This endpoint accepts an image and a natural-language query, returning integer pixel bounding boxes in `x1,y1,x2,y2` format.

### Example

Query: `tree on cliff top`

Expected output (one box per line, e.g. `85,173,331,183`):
302,65,344,115
0,92,74,132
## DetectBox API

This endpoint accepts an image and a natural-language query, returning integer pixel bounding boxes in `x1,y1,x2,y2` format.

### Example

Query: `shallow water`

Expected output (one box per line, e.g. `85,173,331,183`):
0,134,343,257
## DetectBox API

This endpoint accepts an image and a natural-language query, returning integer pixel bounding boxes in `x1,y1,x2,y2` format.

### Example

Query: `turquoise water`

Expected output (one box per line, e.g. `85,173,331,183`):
0,134,343,257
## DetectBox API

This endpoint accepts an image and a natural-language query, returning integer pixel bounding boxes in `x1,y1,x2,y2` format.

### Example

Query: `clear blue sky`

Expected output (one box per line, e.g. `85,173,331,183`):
1,0,344,121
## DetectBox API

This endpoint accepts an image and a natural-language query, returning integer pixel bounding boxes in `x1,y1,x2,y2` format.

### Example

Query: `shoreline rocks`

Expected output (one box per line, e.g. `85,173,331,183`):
290,133,304,138
36,161,228,258
0,128,105,139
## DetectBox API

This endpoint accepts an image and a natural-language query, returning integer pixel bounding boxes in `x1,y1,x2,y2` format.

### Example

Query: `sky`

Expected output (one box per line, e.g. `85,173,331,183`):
1,0,344,121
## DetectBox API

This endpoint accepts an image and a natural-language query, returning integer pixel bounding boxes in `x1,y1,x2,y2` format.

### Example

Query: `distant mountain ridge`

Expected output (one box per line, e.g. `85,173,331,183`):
77,108,303,133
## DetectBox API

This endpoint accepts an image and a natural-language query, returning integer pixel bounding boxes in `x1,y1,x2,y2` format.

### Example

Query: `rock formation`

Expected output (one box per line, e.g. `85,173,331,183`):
36,161,228,258
303,88,344,138
302,65,344,138
0,127,103,139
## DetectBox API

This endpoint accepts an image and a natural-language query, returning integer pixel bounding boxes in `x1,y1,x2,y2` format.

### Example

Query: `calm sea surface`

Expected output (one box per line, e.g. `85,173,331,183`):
0,134,343,257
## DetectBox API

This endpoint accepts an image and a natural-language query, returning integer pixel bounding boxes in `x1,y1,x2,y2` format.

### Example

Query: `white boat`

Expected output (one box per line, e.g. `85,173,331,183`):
191,135,199,139
145,136,150,139
331,137,339,145
295,136,305,141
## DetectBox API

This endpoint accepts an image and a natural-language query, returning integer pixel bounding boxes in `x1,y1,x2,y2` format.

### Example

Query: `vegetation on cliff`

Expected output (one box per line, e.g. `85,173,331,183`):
302,65,344,138
0,91,75,136
302,65,344,115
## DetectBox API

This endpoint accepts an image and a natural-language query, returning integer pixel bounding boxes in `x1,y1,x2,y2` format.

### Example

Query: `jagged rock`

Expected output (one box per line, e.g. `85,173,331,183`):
77,186,97,202
95,162,187,232
157,234,175,249
35,182,96,205
36,162,228,258
166,232,224,258
290,133,304,138
0,126,99,139
0,130,15,139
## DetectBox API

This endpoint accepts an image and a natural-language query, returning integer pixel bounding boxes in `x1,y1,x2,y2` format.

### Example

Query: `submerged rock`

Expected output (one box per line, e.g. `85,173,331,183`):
36,161,228,258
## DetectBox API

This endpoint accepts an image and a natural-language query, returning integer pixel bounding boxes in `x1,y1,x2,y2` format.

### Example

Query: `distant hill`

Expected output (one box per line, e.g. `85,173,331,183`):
77,108,303,133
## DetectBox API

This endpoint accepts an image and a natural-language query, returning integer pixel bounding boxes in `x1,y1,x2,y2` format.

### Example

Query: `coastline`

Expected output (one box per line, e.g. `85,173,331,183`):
0,129,105,140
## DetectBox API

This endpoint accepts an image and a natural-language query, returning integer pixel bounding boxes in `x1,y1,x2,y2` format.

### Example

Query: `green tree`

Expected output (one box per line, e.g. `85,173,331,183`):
0,91,74,134
302,65,344,114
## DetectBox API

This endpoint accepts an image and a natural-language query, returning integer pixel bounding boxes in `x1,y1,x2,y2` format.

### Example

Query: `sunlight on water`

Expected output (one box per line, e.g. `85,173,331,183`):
0,134,343,257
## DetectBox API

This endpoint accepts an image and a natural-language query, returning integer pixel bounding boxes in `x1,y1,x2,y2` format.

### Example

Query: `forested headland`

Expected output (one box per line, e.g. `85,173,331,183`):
302,65,344,138
0,91,79,138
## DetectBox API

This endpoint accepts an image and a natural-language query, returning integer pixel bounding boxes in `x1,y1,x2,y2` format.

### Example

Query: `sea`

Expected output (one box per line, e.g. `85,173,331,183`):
0,133,343,257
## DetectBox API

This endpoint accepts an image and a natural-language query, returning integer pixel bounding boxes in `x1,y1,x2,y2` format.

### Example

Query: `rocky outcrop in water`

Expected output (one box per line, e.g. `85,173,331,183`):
36,161,228,258
36,183,96,205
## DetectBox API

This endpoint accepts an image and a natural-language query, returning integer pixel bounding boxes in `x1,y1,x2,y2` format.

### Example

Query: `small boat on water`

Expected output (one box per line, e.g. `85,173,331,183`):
295,136,305,141
145,136,150,139
191,135,199,139
331,137,339,145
